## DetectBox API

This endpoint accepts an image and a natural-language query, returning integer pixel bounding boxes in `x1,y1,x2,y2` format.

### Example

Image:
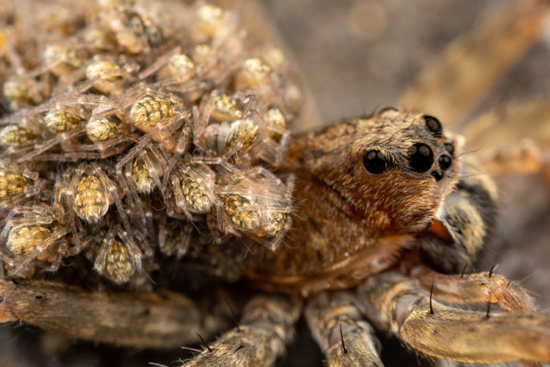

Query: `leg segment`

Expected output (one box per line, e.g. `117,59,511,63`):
358,272,550,364
0,279,227,349
411,265,537,313
182,294,301,367
305,292,383,367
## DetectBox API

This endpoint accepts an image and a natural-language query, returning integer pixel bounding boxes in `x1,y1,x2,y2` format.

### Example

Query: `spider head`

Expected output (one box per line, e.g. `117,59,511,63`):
294,109,462,234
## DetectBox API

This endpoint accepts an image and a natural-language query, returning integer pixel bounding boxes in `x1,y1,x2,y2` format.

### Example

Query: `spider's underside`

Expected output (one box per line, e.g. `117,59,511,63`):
1,1,550,367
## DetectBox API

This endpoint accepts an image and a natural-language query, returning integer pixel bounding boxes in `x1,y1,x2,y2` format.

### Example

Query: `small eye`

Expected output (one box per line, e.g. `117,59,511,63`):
431,170,443,182
363,150,389,174
423,115,442,138
408,143,434,173
444,142,455,155
439,154,452,171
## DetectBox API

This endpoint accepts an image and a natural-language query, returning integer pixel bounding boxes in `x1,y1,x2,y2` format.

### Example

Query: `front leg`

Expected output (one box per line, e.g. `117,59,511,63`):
411,265,537,313
358,272,550,364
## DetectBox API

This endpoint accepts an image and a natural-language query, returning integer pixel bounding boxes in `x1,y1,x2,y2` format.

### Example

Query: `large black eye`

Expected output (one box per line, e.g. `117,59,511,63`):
408,143,434,173
363,150,389,174
423,115,442,138
439,154,452,171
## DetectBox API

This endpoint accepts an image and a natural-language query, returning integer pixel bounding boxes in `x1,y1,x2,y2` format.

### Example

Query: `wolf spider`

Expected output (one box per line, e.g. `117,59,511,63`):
3,1,550,367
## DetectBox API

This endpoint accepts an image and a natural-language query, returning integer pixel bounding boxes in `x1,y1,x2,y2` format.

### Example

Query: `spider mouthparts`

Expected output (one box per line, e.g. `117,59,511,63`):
428,219,452,241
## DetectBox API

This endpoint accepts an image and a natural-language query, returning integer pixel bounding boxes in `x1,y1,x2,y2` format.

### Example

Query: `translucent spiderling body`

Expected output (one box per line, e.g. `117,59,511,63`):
211,94,241,122
264,107,286,140
203,119,259,154
6,226,50,256
103,240,136,285
85,60,124,94
3,79,34,106
236,58,273,89
86,116,118,142
191,44,211,65
74,176,110,223
0,125,37,148
43,44,83,76
132,158,155,194
0,170,27,198
44,109,82,133
167,54,194,79
193,4,225,39
129,96,175,133
180,175,213,214
223,194,260,232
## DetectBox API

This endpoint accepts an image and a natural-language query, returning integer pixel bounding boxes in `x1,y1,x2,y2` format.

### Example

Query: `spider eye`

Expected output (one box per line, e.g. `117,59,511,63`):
423,115,442,138
363,150,389,174
439,154,453,171
408,143,434,173
444,142,455,155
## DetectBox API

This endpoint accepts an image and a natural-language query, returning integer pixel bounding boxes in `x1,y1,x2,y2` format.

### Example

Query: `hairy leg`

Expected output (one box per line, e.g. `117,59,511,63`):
411,265,537,313
0,279,228,349
182,294,301,367
305,292,383,367
357,272,550,363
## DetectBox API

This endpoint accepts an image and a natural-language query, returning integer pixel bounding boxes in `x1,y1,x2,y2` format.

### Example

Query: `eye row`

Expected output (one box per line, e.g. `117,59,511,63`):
362,144,453,175
363,115,453,175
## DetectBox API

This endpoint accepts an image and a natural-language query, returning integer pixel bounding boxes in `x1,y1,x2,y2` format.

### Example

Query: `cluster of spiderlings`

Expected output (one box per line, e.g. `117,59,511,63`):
0,0,300,285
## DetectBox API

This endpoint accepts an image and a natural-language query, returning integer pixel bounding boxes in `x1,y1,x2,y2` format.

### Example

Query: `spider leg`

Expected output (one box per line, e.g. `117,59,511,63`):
163,125,192,188
0,279,224,349
17,126,86,163
411,265,537,313
93,225,117,276
61,134,137,160
47,239,68,272
358,272,550,364
182,294,301,367
400,0,550,127
12,227,68,276
305,292,383,367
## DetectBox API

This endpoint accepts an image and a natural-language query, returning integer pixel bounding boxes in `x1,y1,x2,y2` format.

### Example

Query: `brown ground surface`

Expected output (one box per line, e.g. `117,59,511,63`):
2,0,550,366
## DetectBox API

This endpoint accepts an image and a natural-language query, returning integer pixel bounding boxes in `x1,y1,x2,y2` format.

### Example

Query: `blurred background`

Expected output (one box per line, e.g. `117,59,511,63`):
2,0,550,366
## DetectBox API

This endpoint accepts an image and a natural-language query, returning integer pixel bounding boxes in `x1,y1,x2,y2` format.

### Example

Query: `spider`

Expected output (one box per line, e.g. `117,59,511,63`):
1,1,550,367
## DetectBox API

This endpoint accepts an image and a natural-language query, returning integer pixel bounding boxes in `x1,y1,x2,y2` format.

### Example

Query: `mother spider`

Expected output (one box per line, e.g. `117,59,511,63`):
1,0,550,366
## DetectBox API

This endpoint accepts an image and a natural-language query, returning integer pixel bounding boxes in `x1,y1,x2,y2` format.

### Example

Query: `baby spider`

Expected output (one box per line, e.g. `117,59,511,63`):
3,77,43,109
17,105,90,162
60,115,137,161
0,203,68,276
54,161,132,241
0,124,39,158
0,160,40,210
167,161,218,220
93,224,142,285
215,167,293,250
99,1,166,55
82,57,138,95
112,92,191,187
42,44,84,77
